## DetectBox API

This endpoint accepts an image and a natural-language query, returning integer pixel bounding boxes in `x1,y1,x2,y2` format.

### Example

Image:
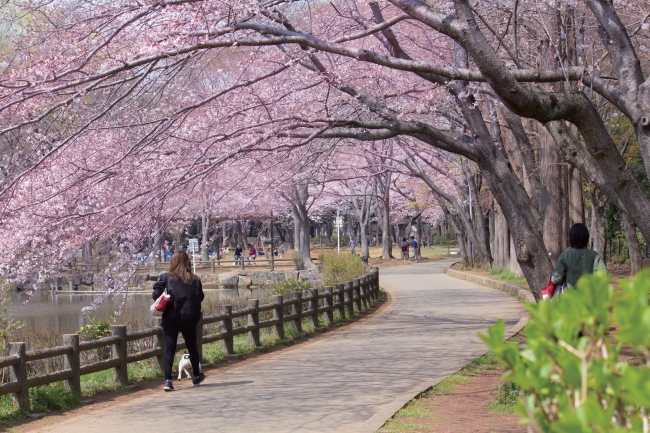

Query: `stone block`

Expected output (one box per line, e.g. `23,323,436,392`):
270,271,286,285
201,273,219,283
283,270,299,281
297,271,323,289
219,272,239,287
237,276,252,289
251,271,271,286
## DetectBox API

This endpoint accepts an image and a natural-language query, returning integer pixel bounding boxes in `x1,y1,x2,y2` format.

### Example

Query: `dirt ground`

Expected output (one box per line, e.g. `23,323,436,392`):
380,357,525,433
417,366,520,433
422,367,523,433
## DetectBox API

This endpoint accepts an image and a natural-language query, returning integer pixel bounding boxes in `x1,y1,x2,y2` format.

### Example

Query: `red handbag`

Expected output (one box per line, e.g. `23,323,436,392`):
541,280,556,300
151,288,171,316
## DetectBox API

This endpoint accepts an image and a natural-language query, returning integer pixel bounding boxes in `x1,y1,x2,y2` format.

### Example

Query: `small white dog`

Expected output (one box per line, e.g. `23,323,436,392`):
177,353,200,380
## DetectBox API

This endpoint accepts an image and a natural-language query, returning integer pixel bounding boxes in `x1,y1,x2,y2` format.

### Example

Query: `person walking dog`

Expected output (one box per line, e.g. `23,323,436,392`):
152,250,205,391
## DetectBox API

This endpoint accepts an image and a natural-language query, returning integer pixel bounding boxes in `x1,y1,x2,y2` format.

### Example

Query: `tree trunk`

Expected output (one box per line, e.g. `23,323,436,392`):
588,186,607,259
291,206,315,269
201,211,210,261
569,167,584,225
359,221,369,260
376,171,394,260
492,205,510,269
539,124,569,265
282,183,315,270
620,210,642,275
293,214,301,256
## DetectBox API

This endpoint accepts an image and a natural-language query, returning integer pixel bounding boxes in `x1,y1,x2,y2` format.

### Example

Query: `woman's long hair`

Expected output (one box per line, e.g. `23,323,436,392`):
169,250,195,285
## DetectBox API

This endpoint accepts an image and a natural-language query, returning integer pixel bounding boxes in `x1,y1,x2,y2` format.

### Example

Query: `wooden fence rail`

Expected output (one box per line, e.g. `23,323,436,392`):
149,257,320,273
3,268,380,411
72,257,318,276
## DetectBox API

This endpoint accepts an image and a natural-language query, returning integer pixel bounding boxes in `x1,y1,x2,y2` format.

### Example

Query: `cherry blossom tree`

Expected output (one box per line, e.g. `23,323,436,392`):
3,0,650,300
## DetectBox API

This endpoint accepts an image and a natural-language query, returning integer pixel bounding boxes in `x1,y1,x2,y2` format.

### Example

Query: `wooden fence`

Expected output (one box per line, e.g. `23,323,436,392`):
149,257,318,273
72,257,318,273
0,268,380,411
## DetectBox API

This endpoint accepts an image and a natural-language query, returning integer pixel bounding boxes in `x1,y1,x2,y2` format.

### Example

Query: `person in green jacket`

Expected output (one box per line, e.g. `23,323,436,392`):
552,223,608,292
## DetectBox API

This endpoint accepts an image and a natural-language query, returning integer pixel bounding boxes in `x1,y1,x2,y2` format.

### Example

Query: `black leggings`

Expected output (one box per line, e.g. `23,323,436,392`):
162,321,201,380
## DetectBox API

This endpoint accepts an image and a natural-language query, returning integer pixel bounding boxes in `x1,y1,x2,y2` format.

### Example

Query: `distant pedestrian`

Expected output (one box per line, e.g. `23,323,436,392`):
248,244,257,264
400,237,409,260
350,238,356,255
550,223,608,296
280,244,285,258
233,245,243,265
410,236,419,263
152,250,205,391
423,235,428,248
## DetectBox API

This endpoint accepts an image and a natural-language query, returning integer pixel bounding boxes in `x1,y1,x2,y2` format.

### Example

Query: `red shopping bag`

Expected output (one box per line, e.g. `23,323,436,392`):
151,288,171,316
541,280,556,300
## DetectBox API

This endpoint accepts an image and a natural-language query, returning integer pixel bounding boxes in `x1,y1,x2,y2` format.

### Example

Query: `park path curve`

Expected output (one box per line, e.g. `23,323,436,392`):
30,259,525,433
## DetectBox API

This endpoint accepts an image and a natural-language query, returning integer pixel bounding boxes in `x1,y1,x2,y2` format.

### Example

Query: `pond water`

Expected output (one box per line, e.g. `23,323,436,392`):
7,290,223,335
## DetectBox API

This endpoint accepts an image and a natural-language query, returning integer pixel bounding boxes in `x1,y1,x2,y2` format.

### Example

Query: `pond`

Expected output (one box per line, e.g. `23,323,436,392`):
7,290,223,335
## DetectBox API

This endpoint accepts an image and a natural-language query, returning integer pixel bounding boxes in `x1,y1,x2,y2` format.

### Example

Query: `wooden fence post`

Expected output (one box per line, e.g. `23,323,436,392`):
153,317,165,372
219,305,235,356
196,312,204,362
365,275,372,304
9,342,29,411
366,274,374,303
353,279,361,312
272,295,284,340
344,281,353,315
372,267,379,298
323,287,334,324
336,284,345,319
111,325,128,386
248,299,261,347
63,334,81,395
291,291,302,333
308,289,319,329
359,276,368,311
211,258,215,273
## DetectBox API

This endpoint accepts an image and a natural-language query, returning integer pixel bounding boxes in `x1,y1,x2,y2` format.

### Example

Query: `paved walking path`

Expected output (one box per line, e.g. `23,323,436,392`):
31,259,525,433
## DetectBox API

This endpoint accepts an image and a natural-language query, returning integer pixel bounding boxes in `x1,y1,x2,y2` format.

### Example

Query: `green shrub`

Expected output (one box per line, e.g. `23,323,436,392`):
430,235,458,246
489,268,527,284
30,384,80,412
270,278,312,297
317,251,365,286
480,270,650,432
490,381,520,413
77,316,112,340
291,251,304,270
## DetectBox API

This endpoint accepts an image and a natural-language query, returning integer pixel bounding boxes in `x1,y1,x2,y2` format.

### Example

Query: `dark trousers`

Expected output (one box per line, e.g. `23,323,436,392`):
162,321,201,380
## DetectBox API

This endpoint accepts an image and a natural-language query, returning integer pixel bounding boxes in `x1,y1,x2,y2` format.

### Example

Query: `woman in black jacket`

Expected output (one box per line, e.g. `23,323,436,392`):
152,250,205,391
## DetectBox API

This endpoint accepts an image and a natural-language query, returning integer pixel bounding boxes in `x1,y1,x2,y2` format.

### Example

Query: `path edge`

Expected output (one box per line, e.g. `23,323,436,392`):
359,265,531,433
445,267,536,303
